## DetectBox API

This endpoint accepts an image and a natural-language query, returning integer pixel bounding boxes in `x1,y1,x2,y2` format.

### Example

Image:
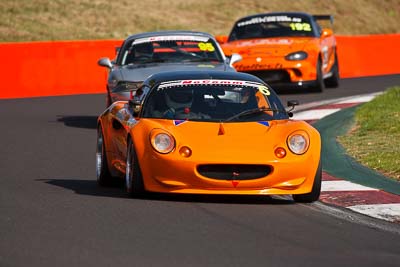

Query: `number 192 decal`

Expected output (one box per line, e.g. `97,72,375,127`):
289,23,311,31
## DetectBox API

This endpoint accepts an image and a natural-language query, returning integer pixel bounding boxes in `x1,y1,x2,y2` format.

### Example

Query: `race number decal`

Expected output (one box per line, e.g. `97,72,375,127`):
198,42,215,52
258,86,270,96
289,23,311,31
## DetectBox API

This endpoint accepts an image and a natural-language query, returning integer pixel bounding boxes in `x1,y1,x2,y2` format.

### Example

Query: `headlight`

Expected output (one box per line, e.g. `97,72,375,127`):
287,131,310,155
150,129,175,154
114,81,142,92
285,51,308,61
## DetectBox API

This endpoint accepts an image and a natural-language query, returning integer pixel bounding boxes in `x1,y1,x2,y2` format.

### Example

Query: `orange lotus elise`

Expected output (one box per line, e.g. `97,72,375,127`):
217,12,340,92
96,70,321,202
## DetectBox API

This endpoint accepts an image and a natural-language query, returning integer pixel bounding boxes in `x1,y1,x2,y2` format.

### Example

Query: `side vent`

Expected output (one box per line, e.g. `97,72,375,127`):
112,119,123,130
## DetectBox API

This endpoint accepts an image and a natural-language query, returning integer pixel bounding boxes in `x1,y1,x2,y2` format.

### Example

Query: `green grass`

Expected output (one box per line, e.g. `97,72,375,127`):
338,87,400,180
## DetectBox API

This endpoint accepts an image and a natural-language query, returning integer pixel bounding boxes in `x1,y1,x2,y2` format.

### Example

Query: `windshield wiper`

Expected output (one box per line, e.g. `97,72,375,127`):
224,107,286,122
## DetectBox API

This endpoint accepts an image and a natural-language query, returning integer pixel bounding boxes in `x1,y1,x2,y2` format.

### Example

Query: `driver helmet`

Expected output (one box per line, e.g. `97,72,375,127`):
165,87,193,110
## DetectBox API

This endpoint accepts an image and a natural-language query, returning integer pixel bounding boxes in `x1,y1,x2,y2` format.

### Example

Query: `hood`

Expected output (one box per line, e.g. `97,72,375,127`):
140,119,313,163
119,62,231,82
222,37,316,57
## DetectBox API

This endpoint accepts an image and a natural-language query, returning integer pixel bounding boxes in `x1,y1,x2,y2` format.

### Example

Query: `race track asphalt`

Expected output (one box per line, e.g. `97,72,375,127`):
0,74,400,267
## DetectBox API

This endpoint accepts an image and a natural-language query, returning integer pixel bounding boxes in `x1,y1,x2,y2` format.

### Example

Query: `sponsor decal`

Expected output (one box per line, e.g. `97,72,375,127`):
257,121,270,127
158,79,263,89
173,120,187,126
234,39,293,47
235,63,283,71
237,15,303,27
133,35,209,45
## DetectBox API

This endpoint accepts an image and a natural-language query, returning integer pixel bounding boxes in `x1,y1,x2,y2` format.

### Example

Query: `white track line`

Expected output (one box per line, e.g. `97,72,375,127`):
292,108,341,121
337,95,377,104
321,180,378,192
348,203,400,222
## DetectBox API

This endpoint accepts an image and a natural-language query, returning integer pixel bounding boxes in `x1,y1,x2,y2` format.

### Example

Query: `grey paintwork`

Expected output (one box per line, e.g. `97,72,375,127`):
109,62,234,102
98,30,241,105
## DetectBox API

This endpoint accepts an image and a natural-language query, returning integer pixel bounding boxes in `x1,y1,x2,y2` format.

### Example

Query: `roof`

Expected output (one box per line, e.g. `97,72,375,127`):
143,70,265,88
124,30,215,42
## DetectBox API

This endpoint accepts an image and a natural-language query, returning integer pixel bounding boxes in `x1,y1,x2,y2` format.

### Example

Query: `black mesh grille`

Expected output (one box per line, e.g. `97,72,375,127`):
197,164,272,180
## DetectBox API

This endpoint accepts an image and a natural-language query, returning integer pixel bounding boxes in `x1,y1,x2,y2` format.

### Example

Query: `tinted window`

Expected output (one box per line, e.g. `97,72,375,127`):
229,14,316,41
120,35,224,65
142,79,288,122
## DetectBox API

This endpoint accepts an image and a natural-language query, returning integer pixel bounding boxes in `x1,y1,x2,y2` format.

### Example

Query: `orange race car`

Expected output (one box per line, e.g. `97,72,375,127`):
96,70,322,202
217,12,340,92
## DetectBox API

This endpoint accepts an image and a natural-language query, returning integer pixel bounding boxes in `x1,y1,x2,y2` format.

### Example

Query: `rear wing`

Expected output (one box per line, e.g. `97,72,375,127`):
313,15,334,25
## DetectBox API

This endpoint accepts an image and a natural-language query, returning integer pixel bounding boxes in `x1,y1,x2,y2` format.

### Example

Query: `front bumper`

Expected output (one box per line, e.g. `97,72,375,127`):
139,148,320,195
234,57,317,87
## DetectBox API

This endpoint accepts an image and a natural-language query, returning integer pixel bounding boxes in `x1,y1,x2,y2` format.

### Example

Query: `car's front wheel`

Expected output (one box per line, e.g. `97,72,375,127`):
96,126,113,186
313,57,325,92
126,138,145,197
292,160,322,203
324,52,340,88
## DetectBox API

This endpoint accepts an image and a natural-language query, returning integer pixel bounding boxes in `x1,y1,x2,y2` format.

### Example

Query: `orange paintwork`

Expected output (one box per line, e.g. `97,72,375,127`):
217,31,337,85
99,101,321,195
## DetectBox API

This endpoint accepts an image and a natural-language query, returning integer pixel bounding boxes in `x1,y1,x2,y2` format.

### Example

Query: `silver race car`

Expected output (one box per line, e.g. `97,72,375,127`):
98,30,242,106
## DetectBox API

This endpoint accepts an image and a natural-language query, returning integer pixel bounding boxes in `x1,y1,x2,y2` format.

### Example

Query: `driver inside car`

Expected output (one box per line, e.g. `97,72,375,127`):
163,88,194,119
148,87,209,120
132,42,154,61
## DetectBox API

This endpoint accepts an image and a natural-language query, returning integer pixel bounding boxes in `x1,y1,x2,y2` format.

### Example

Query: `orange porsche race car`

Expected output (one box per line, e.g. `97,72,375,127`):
217,12,340,92
96,70,322,202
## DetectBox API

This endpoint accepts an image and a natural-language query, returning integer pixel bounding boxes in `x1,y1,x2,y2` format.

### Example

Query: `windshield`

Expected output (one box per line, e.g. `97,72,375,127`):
229,14,316,41
141,79,289,122
121,35,224,65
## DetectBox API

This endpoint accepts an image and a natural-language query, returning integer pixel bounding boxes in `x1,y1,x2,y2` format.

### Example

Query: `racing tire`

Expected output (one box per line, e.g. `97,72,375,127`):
313,57,325,92
126,138,145,197
292,160,322,203
324,52,340,88
96,126,113,186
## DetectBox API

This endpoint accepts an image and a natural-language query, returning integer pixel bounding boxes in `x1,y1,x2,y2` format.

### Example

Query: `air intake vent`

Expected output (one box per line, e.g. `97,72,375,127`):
197,164,272,180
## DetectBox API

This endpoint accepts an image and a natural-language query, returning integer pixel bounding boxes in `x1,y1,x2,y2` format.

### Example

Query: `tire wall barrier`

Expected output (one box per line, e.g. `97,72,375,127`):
1,34,399,99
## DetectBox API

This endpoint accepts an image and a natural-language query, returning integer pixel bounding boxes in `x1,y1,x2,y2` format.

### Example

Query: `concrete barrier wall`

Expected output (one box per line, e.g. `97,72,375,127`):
1,34,399,99
1,40,120,99
336,34,400,78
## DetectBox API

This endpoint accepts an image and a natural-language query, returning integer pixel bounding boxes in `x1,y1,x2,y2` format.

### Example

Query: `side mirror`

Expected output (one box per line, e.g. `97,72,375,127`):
287,100,299,117
215,35,228,44
321,28,333,38
287,100,299,108
229,53,242,66
128,87,145,117
98,57,113,69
